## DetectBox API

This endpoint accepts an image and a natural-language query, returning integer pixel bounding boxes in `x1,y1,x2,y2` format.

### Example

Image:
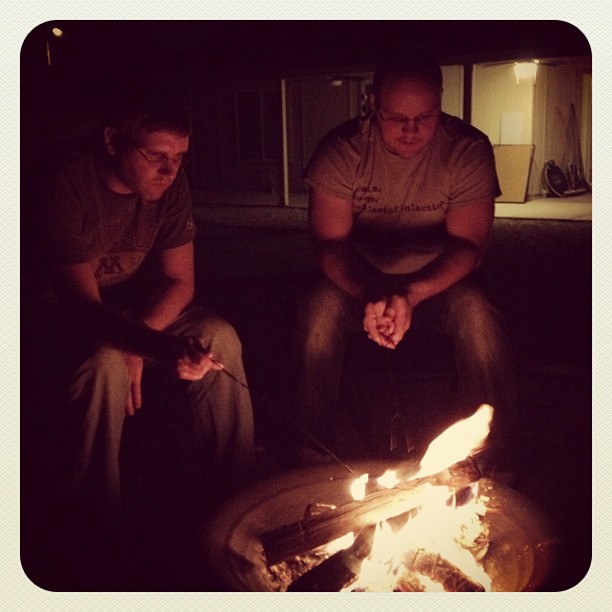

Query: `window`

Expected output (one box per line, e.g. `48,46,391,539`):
236,89,281,160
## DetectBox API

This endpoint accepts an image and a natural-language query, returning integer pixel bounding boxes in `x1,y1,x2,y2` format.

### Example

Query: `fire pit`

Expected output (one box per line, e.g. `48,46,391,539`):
203,458,558,592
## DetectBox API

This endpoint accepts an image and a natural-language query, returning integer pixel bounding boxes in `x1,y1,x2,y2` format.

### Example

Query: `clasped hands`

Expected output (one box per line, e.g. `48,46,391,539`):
363,292,413,349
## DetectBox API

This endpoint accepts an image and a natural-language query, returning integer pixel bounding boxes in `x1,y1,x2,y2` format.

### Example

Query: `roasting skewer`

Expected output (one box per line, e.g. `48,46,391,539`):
190,338,360,478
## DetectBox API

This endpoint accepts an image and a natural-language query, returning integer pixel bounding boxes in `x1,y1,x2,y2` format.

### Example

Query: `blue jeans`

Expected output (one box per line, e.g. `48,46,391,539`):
291,276,517,456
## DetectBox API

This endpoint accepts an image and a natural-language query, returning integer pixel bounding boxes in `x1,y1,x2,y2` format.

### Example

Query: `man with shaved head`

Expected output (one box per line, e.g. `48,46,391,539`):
293,46,516,478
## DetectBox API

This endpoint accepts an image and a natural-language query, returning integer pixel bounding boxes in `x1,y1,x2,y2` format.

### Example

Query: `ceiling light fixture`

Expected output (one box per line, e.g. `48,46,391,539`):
513,61,538,85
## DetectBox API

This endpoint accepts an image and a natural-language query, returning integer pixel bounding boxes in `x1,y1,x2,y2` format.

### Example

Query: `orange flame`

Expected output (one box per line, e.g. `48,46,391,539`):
415,404,493,478
342,483,491,592
341,405,495,592
350,473,369,501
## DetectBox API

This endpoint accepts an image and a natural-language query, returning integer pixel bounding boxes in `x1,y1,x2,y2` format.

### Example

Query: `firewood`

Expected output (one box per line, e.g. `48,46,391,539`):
400,548,486,591
286,525,376,592
261,458,480,566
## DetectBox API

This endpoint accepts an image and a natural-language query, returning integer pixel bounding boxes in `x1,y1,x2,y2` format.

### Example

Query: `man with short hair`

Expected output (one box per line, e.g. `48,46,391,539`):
22,93,255,586
293,47,517,472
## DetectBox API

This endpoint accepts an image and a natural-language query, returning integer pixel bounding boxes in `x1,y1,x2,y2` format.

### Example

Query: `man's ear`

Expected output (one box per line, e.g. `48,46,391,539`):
367,91,376,112
103,127,120,155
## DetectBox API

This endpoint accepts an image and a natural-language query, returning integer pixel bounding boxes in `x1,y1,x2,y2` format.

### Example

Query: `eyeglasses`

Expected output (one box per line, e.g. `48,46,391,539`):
134,146,191,167
377,106,440,129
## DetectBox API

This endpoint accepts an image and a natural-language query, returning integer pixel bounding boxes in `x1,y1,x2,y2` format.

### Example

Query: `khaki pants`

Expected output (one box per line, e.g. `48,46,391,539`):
57,305,254,523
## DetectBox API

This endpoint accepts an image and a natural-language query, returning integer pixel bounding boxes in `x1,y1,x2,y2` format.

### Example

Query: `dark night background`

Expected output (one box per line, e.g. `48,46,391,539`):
21,20,591,111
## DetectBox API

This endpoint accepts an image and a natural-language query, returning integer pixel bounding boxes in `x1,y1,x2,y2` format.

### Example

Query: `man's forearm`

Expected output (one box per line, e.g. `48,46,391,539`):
316,235,484,309
394,239,483,307
58,275,192,361
137,276,194,332
65,299,182,362
315,239,390,302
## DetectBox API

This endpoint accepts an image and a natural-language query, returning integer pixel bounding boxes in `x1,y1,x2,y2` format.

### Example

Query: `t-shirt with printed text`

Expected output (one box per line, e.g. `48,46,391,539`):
303,113,500,274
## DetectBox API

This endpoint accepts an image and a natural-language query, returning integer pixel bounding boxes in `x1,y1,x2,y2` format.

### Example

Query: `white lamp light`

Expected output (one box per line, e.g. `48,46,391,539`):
513,61,538,85
47,27,64,66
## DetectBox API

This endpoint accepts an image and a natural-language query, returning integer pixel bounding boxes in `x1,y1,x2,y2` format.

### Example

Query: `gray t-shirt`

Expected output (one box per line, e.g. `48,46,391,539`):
303,113,500,274
38,135,197,290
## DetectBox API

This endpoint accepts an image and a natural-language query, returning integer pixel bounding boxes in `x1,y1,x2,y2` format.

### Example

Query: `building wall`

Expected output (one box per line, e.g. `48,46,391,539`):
286,77,364,193
471,56,591,197
189,64,467,200
22,54,590,204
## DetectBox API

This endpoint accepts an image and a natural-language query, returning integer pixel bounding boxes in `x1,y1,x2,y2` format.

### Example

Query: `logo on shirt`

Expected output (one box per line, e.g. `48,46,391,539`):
95,251,146,286
95,255,123,278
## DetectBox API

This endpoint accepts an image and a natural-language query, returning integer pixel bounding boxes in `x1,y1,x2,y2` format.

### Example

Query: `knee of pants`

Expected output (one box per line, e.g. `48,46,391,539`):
81,346,129,384
295,281,355,353
444,287,510,362
444,286,501,332
67,346,129,411
196,315,244,363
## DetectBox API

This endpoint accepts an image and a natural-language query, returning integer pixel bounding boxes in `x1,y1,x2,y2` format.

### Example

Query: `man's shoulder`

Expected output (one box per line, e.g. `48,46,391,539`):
438,113,491,145
317,115,372,151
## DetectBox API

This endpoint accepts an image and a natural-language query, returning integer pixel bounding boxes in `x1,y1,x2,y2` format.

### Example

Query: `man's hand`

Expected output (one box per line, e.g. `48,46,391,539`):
123,352,145,416
123,336,224,416
363,298,394,348
363,294,414,349
174,336,223,381
382,294,414,347
175,348,223,381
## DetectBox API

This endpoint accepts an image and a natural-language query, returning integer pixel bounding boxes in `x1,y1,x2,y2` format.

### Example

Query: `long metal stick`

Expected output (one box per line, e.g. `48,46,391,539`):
213,359,360,478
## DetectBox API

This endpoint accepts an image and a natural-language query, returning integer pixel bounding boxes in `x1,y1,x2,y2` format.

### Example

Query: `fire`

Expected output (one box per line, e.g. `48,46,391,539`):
377,469,400,489
350,469,400,500
340,405,495,592
415,404,493,478
350,474,369,501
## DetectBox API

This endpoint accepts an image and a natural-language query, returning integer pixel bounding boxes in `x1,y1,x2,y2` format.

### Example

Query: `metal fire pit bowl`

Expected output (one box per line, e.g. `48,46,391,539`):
203,460,558,592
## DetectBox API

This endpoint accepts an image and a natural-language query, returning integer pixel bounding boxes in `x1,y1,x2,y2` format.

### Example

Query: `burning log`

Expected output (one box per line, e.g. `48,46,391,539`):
287,525,376,592
261,457,481,566
396,549,486,592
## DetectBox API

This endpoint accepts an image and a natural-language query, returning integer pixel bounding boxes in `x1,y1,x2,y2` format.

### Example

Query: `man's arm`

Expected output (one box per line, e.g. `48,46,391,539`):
51,242,215,414
309,188,387,301
398,198,494,306
49,244,196,361
135,241,195,332
310,187,494,349
380,198,494,347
